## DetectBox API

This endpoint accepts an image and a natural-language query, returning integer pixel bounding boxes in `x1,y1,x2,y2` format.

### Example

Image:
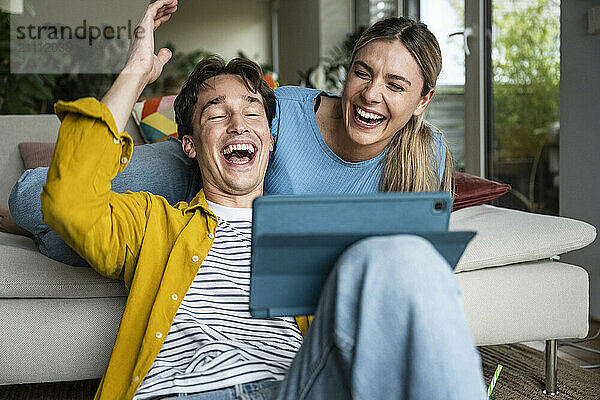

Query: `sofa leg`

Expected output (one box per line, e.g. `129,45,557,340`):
542,339,559,396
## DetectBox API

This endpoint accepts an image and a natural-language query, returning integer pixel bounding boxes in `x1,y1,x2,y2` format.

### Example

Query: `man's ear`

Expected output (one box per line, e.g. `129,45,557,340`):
181,135,197,159
413,88,435,117
269,129,274,152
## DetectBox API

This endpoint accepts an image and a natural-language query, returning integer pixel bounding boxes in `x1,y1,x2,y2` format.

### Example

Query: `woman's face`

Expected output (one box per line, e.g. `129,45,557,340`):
341,39,435,154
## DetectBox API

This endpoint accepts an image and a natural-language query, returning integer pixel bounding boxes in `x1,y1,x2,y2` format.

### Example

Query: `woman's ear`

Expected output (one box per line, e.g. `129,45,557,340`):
413,88,435,117
181,135,197,159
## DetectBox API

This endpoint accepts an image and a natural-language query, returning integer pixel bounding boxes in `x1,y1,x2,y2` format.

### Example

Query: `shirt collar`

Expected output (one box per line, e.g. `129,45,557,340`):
185,189,213,216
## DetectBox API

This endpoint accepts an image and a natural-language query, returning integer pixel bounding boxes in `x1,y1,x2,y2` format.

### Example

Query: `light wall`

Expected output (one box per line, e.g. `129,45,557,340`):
560,0,600,319
154,0,273,65
277,0,353,85
153,0,352,86
277,0,320,85
319,0,353,60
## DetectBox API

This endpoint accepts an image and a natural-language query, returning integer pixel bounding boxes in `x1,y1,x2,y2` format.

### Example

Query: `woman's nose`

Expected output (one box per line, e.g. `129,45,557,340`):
361,81,383,103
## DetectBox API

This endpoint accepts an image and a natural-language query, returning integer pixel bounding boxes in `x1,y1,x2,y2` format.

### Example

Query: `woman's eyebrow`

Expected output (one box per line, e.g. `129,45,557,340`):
354,60,412,87
354,60,373,74
386,73,412,87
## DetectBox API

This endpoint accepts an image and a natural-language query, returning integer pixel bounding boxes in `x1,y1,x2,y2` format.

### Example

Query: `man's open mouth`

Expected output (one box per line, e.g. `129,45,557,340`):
353,105,386,128
222,143,257,165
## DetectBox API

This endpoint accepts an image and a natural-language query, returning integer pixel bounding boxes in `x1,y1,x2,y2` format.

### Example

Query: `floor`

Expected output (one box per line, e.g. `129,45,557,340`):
523,318,600,375
1,321,598,400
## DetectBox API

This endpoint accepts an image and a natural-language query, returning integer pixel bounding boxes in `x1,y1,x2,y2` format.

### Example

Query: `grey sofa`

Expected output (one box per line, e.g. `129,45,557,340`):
0,114,596,395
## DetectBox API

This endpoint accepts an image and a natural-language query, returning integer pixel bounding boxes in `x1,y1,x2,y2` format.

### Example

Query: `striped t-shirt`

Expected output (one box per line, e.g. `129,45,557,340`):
134,201,303,399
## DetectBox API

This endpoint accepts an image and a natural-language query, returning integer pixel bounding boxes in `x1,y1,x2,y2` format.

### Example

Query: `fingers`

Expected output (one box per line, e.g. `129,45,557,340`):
154,13,173,30
156,47,173,66
151,0,177,12
152,0,177,20
141,0,177,31
155,0,177,15
155,5,177,21
152,2,177,30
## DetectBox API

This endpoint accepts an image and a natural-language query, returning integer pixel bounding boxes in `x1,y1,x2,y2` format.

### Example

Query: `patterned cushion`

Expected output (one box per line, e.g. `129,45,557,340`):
132,95,178,143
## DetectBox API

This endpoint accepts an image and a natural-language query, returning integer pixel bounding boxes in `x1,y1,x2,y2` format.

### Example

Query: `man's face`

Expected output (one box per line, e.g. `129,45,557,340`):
182,74,273,197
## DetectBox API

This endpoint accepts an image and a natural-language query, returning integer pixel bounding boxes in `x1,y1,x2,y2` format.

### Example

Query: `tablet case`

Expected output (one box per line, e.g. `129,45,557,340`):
250,192,475,318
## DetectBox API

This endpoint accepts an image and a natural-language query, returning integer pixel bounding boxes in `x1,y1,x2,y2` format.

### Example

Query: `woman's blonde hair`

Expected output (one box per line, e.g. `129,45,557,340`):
349,17,453,193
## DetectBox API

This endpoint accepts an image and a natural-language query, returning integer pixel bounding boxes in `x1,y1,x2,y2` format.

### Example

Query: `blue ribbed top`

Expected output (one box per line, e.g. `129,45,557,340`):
264,86,385,195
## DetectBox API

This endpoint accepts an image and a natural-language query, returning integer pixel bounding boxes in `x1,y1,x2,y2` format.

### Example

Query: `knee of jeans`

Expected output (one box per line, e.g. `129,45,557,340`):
9,168,47,228
340,235,451,288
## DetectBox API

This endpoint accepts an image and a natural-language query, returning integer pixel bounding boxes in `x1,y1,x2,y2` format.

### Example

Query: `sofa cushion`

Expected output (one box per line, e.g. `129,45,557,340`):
2,204,595,296
455,260,589,345
0,232,126,298
451,205,597,272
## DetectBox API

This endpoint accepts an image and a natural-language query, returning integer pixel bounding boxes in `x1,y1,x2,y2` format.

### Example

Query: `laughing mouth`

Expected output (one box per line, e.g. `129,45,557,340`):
222,143,257,165
353,105,386,127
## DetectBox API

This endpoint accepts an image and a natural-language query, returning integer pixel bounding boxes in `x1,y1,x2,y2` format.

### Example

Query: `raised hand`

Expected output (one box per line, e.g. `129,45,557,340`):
102,0,178,133
125,0,178,85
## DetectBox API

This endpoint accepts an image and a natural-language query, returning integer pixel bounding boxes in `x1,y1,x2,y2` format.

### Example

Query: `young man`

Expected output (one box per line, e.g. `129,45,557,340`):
40,1,486,399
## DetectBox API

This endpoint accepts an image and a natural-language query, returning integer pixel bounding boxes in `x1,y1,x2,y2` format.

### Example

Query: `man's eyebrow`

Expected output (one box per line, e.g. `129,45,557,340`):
200,95,263,117
200,96,226,116
244,95,263,105
354,60,412,87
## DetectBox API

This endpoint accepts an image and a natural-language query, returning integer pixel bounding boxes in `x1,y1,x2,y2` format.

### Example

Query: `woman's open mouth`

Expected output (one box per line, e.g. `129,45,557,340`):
222,143,257,165
353,105,386,129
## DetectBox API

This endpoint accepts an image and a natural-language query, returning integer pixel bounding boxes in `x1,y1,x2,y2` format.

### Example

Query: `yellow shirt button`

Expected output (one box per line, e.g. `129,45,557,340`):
120,157,128,164
132,375,139,382
192,255,199,262
208,233,215,239
171,294,178,301
113,137,120,144
155,332,163,339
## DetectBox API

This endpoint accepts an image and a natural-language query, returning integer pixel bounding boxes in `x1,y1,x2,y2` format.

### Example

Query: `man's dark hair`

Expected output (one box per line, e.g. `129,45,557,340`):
174,56,276,140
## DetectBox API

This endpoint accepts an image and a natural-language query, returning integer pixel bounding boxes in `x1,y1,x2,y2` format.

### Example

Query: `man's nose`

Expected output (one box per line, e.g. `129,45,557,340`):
227,112,249,134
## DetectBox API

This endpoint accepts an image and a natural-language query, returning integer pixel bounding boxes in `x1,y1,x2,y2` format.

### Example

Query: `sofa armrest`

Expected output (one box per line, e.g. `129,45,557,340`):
451,205,597,273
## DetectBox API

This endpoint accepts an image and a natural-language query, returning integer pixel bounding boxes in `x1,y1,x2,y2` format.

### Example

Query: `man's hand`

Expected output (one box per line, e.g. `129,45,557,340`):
124,0,178,85
102,0,178,133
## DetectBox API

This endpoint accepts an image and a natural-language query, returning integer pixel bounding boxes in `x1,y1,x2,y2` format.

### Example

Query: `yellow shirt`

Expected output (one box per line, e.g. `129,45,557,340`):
41,98,311,400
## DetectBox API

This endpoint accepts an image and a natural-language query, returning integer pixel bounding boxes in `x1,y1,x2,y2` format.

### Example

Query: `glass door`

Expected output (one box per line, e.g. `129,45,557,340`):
420,0,491,176
420,0,467,170
420,0,559,215
489,0,560,214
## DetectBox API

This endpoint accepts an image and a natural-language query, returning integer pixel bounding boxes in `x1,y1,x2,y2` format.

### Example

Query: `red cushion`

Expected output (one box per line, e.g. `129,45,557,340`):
18,142,56,170
452,172,511,211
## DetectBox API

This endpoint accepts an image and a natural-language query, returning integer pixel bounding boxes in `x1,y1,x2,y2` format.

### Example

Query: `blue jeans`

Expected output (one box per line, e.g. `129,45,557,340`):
9,138,201,266
162,380,280,400
164,236,486,400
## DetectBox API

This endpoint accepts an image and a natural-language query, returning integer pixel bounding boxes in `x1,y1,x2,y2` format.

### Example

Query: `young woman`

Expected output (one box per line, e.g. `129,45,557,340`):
7,7,452,266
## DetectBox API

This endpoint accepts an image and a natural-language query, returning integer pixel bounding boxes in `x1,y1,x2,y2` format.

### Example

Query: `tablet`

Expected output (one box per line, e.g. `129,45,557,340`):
250,192,475,318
